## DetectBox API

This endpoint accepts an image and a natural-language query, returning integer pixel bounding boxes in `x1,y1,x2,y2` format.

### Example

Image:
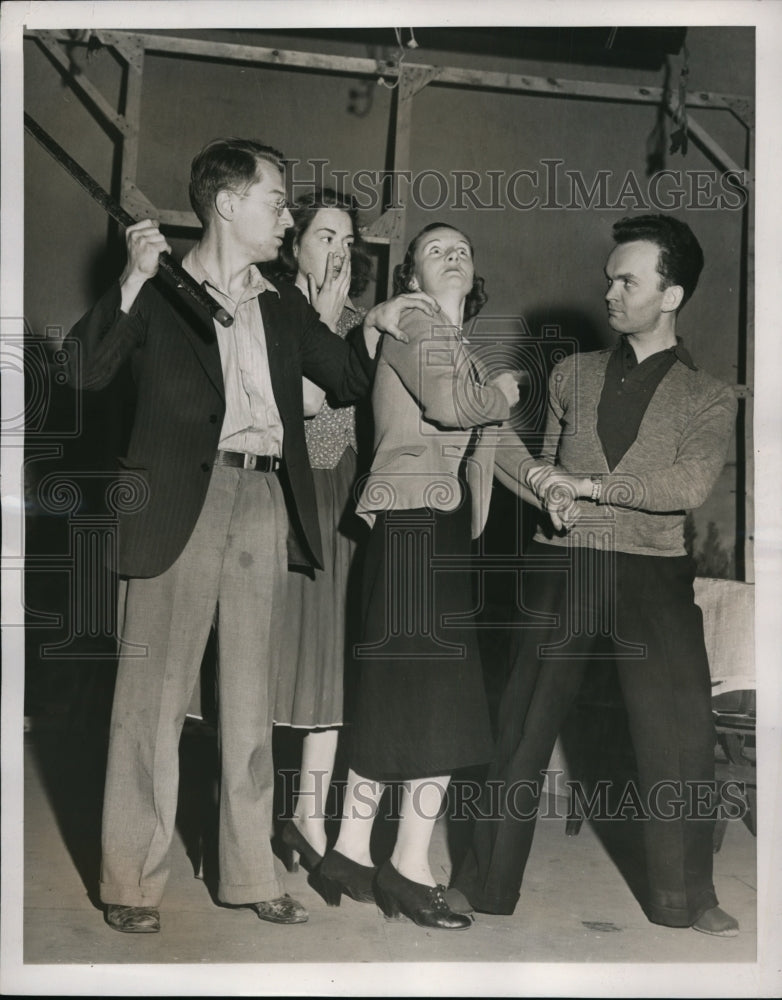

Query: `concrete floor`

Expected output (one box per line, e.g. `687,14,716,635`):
9,716,766,997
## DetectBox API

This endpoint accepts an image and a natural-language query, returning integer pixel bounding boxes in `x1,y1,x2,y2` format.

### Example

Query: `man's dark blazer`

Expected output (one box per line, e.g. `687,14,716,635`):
65,276,374,579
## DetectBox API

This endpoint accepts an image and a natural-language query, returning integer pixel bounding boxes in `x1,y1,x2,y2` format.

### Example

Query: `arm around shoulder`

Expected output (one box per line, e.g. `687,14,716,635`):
381,311,510,429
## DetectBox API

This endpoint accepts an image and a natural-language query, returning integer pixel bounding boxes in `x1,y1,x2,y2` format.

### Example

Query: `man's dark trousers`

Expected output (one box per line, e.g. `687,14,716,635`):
454,540,719,927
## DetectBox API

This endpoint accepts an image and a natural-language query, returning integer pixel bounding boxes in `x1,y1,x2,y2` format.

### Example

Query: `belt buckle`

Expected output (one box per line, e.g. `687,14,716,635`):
243,453,257,471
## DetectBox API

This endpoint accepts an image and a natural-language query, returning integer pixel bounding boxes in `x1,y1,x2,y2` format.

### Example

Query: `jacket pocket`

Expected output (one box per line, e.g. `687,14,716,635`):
370,444,426,474
112,458,152,515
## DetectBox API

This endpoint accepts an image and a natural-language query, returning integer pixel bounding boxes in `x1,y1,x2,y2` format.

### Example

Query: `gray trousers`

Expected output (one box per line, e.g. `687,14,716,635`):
100,464,289,907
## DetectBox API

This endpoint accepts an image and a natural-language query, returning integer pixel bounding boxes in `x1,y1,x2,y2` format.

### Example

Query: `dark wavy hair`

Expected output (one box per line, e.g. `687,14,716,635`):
392,223,488,321
265,188,371,298
189,137,286,228
612,214,704,310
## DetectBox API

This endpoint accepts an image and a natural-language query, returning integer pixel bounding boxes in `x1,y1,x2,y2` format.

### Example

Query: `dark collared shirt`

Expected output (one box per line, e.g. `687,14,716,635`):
596,336,697,471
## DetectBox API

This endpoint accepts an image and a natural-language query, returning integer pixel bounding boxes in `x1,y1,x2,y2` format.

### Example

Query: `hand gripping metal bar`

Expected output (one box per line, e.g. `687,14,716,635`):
24,112,233,327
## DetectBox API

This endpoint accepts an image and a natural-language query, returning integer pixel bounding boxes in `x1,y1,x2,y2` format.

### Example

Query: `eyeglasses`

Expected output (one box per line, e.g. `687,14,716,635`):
266,197,291,217
228,188,291,217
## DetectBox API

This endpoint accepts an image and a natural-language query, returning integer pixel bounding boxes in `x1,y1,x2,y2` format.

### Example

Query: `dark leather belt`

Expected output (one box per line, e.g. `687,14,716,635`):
214,450,281,472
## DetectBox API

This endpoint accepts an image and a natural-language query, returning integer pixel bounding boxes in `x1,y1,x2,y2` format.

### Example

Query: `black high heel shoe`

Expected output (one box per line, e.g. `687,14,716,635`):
313,850,377,906
374,861,472,930
279,821,323,873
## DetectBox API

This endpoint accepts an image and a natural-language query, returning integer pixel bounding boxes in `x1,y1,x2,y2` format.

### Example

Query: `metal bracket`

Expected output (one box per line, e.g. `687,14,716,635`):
121,180,160,222
97,30,145,74
722,96,755,130
363,208,404,243
399,64,442,102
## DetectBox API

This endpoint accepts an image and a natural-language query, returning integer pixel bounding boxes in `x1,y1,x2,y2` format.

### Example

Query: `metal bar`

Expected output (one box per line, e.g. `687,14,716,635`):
33,29,751,111
24,113,233,327
384,65,419,288
137,34,750,110
118,38,145,212
681,111,747,180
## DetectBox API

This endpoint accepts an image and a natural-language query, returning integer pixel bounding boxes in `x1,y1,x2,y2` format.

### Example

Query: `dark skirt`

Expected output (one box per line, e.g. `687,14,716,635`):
349,493,493,781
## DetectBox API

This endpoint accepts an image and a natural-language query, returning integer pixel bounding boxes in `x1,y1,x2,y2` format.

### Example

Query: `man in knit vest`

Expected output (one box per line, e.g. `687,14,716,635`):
450,214,739,937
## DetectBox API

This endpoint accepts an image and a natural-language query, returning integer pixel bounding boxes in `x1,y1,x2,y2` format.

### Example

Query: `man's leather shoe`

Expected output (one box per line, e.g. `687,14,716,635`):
444,887,475,914
105,904,160,933
692,905,739,937
250,894,308,924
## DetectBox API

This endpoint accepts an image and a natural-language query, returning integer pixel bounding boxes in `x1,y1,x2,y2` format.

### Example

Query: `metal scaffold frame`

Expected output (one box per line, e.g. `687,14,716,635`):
24,28,755,579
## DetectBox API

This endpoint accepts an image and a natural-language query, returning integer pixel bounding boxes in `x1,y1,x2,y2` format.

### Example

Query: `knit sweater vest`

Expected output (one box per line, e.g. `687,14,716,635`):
532,349,738,557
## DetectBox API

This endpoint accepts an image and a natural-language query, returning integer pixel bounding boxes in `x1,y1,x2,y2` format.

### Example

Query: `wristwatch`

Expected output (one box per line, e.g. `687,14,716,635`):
590,475,603,503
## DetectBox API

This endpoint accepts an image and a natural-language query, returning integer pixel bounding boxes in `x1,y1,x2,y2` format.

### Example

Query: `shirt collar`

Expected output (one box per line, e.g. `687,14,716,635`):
182,249,280,299
671,339,697,370
618,335,697,371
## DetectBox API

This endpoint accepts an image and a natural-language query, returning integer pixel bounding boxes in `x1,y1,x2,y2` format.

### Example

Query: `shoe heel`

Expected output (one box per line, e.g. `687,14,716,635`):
315,873,343,907
280,821,322,873
278,843,299,873
194,836,205,880
375,886,402,921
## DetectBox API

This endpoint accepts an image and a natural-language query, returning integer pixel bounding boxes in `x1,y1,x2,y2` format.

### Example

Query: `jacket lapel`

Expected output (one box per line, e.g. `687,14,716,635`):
159,281,225,399
260,290,292,427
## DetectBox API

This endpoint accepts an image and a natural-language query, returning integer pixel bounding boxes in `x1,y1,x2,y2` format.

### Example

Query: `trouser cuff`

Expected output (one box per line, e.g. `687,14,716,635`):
219,875,285,906
100,880,165,908
646,888,719,927
451,876,519,916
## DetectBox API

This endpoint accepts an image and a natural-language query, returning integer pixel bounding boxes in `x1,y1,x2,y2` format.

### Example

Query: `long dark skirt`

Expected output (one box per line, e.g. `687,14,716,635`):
349,495,493,781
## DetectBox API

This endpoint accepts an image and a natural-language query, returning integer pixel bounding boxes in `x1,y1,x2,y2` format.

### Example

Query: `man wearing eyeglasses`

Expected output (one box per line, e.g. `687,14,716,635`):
65,137,438,934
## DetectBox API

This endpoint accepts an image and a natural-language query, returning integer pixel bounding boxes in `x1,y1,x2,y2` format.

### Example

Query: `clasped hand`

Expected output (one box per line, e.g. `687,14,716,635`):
487,371,523,409
526,465,590,533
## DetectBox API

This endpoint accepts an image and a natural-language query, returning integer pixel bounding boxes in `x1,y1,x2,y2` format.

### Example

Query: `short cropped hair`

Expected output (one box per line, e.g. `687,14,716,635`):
612,214,704,309
392,222,488,321
266,188,371,298
189,137,286,228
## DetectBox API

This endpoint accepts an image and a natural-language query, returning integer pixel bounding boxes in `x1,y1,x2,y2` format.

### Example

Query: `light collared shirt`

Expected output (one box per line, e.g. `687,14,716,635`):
183,249,284,456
